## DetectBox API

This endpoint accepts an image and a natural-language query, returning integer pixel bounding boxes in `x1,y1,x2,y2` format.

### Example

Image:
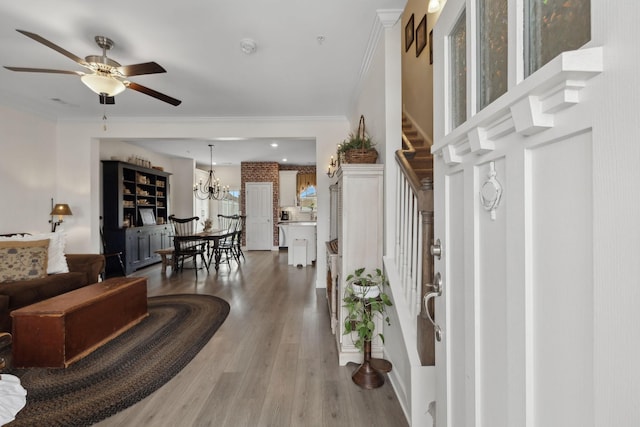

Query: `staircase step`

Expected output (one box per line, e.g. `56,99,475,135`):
414,169,433,180
409,145,432,155
409,161,433,170
402,112,434,181
409,159,433,169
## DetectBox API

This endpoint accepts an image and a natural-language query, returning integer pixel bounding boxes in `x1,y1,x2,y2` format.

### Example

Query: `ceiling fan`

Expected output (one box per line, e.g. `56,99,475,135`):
4,29,181,106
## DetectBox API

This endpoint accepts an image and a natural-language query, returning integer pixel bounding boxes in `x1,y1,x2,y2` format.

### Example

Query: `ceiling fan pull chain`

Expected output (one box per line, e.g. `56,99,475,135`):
102,105,108,131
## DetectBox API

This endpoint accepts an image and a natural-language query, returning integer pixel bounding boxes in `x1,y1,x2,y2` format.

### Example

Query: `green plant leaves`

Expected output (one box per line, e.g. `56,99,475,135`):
342,267,393,352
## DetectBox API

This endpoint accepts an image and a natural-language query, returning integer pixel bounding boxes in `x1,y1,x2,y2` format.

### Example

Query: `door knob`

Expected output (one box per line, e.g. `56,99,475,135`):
430,239,442,259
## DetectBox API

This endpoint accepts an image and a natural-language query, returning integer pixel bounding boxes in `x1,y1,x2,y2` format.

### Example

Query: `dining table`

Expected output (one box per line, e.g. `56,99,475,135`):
173,229,235,271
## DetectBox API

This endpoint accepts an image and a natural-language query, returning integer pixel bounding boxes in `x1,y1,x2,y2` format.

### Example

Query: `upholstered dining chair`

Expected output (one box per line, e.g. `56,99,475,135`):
169,215,209,274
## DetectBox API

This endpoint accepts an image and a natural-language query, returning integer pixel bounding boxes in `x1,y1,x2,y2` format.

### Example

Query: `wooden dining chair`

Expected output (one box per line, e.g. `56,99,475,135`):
233,215,247,261
169,215,209,273
216,214,237,233
100,226,126,279
216,214,243,265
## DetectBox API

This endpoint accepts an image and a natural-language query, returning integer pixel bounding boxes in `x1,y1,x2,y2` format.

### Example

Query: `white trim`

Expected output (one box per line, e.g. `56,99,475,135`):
433,47,603,165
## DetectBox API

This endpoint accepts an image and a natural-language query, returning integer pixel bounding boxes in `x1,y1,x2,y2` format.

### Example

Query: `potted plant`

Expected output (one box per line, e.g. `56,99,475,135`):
337,115,378,164
343,267,392,352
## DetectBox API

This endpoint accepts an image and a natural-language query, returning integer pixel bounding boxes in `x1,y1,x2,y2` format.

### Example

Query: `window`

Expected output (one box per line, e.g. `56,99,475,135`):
450,10,467,130
525,0,591,76
218,190,240,216
478,0,508,110
299,185,317,211
296,172,317,211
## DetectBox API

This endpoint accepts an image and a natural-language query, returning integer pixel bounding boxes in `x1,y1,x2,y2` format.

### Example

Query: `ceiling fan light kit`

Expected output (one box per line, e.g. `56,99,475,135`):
81,73,126,96
4,29,181,106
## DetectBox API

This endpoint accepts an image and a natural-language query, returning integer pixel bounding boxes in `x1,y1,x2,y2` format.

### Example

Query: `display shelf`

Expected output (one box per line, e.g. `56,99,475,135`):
102,161,173,275
102,161,171,229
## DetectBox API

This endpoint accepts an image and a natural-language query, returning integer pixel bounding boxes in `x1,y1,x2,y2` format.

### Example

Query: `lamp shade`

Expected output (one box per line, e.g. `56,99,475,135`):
50,204,72,216
80,74,126,96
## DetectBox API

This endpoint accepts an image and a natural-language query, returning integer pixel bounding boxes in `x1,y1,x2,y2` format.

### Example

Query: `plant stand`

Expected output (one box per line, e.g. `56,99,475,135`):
351,298,393,389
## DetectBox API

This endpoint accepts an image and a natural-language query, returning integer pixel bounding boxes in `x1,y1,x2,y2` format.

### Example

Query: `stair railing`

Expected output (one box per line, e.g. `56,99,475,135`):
393,148,434,319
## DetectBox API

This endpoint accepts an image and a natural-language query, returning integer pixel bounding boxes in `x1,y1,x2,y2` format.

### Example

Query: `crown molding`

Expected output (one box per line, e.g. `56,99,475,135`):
350,9,403,116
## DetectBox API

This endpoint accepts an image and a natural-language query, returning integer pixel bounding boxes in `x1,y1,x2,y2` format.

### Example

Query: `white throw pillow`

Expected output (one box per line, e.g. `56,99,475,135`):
0,232,69,274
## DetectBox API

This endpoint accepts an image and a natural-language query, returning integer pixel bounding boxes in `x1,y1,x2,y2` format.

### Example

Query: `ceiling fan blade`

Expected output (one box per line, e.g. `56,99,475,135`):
4,66,84,76
126,82,181,106
16,29,88,67
116,62,166,77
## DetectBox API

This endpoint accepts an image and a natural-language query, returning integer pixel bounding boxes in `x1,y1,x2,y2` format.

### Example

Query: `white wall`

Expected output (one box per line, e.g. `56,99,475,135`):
0,116,346,288
99,140,175,171
0,105,57,235
170,157,197,219
211,165,241,190
401,0,446,142
351,10,423,425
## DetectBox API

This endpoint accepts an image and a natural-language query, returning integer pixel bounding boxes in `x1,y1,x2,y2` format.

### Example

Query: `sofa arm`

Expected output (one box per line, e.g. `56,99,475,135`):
65,254,106,284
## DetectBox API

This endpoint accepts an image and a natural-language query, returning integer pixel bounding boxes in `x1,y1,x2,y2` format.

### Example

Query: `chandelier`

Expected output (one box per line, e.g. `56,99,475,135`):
193,144,229,200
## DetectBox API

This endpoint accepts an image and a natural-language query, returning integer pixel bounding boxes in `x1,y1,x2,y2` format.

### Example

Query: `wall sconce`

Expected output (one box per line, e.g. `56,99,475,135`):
49,199,73,232
326,155,338,178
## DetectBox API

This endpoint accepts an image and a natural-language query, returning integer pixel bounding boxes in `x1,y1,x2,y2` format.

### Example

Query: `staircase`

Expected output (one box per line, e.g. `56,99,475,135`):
383,113,437,425
390,113,435,367
401,114,433,182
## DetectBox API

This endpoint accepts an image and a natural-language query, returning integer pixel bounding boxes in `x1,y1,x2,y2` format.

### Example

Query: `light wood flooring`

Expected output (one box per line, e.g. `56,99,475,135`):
96,249,408,427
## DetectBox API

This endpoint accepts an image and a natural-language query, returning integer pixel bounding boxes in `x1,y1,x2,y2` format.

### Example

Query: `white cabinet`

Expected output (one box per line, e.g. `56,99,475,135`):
330,164,384,365
279,170,298,207
278,223,288,247
287,223,316,265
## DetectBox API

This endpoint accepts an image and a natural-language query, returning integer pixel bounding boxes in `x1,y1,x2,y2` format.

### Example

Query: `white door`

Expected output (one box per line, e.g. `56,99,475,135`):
245,182,273,250
432,1,602,426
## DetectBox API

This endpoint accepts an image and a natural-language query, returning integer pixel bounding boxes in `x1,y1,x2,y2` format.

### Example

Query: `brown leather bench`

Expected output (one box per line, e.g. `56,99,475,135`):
11,276,148,368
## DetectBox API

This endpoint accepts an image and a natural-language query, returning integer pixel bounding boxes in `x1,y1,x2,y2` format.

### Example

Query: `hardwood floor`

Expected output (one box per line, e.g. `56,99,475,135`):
96,250,408,427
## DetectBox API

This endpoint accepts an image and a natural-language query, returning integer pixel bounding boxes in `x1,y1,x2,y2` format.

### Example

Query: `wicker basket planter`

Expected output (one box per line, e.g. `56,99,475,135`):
345,148,378,164
340,115,378,164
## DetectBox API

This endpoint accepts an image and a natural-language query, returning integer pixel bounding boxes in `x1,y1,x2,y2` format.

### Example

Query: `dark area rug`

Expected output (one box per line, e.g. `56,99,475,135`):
1,294,230,427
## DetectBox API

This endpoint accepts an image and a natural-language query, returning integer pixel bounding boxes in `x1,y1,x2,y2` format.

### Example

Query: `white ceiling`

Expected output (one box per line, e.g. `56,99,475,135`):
0,0,406,166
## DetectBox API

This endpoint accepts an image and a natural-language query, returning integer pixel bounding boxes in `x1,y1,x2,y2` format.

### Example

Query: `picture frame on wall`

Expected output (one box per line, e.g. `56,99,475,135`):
429,29,434,64
139,208,156,226
405,14,415,52
416,15,427,58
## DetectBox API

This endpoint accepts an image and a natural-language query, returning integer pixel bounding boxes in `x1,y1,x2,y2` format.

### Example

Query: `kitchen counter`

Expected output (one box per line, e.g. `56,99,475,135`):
278,221,317,248
278,220,317,225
